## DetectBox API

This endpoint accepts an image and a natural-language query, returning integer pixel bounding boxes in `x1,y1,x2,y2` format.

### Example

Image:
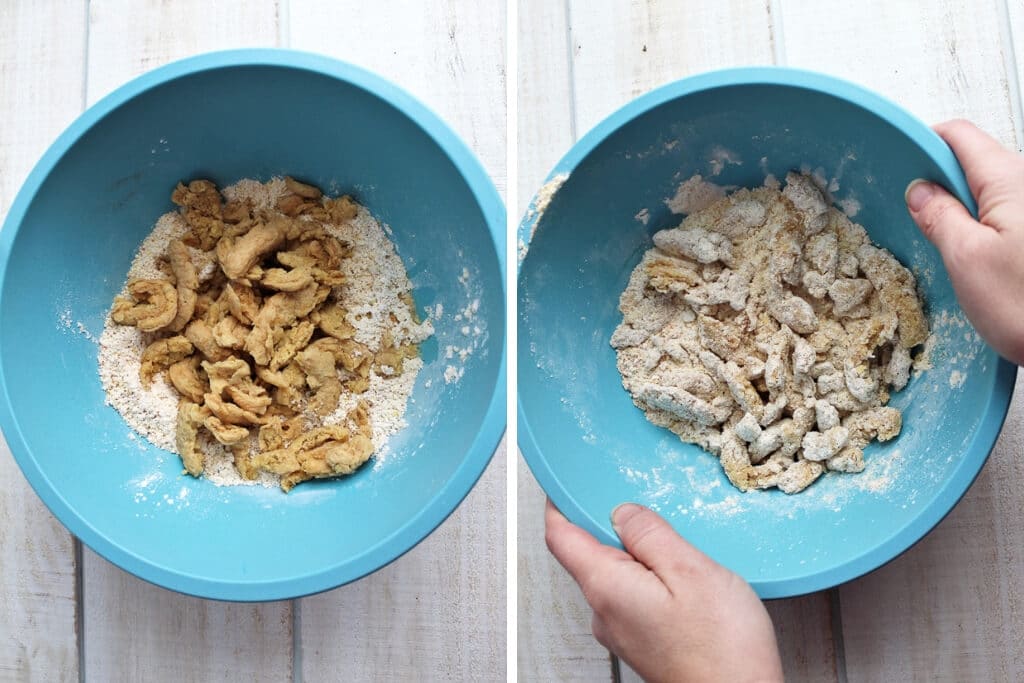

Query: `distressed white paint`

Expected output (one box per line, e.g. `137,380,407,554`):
517,0,575,218
286,3,506,678
82,551,294,682
77,3,293,679
515,1,615,678
568,0,775,138
1006,0,1024,150
3,1,506,680
781,1,1024,680
300,442,506,682
289,0,506,200
518,455,614,682
780,0,1019,147
84,0,281,106
0,2,86,681
521,2,838,681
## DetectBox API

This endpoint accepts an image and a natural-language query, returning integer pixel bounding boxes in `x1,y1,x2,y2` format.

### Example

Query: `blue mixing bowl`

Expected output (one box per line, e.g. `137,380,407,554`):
518,67,1015,598
0,50,505,600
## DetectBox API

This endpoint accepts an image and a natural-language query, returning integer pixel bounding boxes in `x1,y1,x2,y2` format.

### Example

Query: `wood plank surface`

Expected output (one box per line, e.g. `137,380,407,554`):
0,2,88,681
516,1,613,679
835,377,1024,682
78,4,295,681
780,0,1019,146
780,1,1024,681
300,441,506,683
84,0,281,105
289,0,507,198
1006,0,1024,149
616,594,843,683
83,549,294,682
519,2,839,681
568,0,776,139
287,2,507,680
516,0,575,217
518,458,615,682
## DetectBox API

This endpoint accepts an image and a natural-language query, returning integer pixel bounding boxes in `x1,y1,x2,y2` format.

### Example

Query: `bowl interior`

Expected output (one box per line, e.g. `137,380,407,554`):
0,58,504,599
518,78,1013,597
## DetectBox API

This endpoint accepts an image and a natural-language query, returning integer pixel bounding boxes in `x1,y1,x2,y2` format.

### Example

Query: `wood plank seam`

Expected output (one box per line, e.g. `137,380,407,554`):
829,589,849,683
277,0,290,48
76,5,91,679
998,0,1024,149
773,6,851,681
560,1,614,677
769,6,848,679
75,540,84,683
278,7,299,681
768,0,788,66
292,598,302,683
781,4,1021,679
563,0,579,142
81,0,91,114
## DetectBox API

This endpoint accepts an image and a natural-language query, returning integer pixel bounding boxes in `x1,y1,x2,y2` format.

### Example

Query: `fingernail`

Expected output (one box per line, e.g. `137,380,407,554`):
610,502,643,534
905,179,936,212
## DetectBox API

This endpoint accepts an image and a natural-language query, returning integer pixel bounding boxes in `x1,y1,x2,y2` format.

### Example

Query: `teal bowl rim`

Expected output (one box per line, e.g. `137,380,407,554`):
517,66,1016,599
0,48,507,601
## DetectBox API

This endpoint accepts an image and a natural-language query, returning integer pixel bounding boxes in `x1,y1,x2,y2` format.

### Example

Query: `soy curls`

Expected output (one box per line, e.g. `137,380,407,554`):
612,172,927,494
111,178,421,491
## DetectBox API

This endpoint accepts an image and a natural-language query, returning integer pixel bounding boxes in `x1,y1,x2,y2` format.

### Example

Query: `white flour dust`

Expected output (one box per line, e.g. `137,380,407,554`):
520,172,571,263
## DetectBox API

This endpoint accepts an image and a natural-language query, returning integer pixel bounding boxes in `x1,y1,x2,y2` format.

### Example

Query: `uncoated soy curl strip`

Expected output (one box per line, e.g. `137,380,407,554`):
99,177,433,490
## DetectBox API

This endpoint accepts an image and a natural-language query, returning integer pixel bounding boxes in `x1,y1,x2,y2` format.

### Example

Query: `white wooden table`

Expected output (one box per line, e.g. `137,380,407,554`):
518,1,1024,681
0,2,505,681
7,1,1024,681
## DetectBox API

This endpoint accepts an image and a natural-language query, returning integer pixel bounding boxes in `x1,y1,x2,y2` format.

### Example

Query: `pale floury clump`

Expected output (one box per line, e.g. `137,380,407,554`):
612,172,928,494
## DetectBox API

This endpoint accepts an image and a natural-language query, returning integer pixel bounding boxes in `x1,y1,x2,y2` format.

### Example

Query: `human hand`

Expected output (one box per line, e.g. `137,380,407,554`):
905,119,1024,364
544,499,783,683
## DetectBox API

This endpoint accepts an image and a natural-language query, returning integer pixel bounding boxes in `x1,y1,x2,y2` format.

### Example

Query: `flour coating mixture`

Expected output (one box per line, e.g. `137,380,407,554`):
100,177,432,491
612,173,928,494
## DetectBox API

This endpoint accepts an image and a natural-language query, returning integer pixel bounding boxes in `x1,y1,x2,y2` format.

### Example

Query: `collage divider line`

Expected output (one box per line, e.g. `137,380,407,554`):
506,0,519,679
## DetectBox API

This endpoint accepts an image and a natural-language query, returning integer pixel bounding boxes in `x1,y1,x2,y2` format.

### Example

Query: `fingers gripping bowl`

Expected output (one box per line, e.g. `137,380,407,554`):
517,68,1015,598
0,50,505,600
